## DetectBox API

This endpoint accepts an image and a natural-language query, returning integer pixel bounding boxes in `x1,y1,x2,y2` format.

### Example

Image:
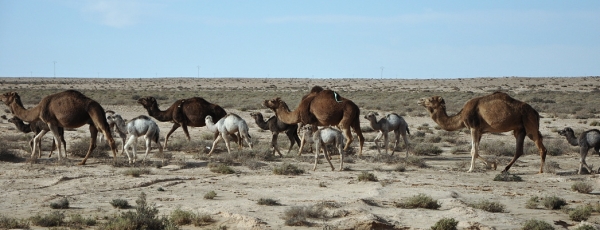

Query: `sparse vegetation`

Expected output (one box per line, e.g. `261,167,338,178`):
273,163,304,175
357,171,378,182
98,192,178,230
413,143,443,156
110,199,130,209
208,163,235,174
431,217,458,230
203,191,218,200
571,181,593,194
542,196,567,210
493,172,523,182
49,197,69,209
569,205,593,221
526,196,539,209
395,193,440,209
257,198,280,206
521,219,554,230
0,215,29,229
468,200,505,213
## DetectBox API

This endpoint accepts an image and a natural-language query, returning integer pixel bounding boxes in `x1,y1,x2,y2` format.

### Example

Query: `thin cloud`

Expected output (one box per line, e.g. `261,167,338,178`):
82,0,156,28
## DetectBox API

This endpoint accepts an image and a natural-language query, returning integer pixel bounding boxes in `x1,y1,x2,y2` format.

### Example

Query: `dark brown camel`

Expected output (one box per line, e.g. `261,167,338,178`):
262,86,364,156
249,112,301,156
7,116,66,158
1,90,118,164
137,96,233,148
418,92,547,173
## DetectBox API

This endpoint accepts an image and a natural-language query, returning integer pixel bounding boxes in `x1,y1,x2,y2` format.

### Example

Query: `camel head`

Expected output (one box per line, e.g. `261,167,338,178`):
0,92,20,106
557,127,574,137
137,96,157,109
363,112,379,121
7,116,21,124
418,96,446,114
205,115,214,123
262,98,286,111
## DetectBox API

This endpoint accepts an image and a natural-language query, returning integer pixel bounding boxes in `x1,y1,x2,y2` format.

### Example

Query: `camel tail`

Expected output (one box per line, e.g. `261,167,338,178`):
406,127,411,135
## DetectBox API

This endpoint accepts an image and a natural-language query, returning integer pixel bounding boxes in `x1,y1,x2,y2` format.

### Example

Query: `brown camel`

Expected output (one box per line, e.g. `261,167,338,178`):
262,86,364,156
418,92,547,173
0,90,118,165
137,96,231,148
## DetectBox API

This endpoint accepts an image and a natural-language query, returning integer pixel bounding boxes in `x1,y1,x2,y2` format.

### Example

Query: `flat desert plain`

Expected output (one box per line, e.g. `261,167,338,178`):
0,77,599,230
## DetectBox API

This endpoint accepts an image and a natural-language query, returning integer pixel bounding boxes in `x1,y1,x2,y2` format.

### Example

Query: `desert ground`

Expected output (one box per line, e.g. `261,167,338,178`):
0,77,599,230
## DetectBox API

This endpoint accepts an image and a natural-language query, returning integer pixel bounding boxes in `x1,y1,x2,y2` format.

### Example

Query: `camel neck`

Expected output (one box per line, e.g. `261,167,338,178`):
430,108,466,131
13,121,32,133
366,117,381,130
253,115,270,130
10,102,41,122
273,103,300,124
564,132,579,146
146,104,172,122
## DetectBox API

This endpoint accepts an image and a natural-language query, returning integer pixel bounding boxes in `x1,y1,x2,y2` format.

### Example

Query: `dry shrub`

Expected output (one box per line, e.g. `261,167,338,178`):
571,182,594,194
395,193,440,209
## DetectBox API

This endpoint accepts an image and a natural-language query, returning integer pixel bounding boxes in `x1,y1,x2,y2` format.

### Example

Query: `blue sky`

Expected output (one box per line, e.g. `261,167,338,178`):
1,0,599,79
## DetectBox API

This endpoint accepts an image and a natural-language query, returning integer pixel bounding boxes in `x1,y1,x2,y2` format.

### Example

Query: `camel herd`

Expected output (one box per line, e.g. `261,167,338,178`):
1,87,599,174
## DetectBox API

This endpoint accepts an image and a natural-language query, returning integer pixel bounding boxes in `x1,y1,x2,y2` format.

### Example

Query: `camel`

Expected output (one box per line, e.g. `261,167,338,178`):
205,114,253,155
418,92,547,173
558,127,600,174
249,112,300,157
0,91,118,164
137,96,235,149
262,86,364,156
109,114,163,164
7,116,66,158
99,110,127,152
364,112,411,157
304,126,345,171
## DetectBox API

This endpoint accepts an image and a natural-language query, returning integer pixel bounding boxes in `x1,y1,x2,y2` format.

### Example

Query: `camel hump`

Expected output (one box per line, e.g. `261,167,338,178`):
134,115,152,120
310,86,324,94
225,113,242,119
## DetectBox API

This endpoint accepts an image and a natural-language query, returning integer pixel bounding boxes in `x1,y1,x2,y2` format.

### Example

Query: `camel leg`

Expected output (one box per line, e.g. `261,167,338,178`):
467,129,495,172
31,130,48,161
164,123,181,149
271,133,282,156
341,127,354,154
142,136,152,162
383,131,389,155
78,125,99,165
352,122,365,156
181,124,191,141
391,130,400,156
578,147,593,174
373,131,383,154
299,129,307,156
401,130,410,158
338,141,344,171
124,135,136,164
531,131,547,173
208,135,223,156
286,129,300,153
313,140,322,171
323,144,335,171
502,129,528,173
221,133,232,154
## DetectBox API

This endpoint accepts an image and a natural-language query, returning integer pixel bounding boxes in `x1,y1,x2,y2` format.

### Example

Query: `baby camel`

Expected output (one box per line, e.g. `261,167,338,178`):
305,126,345,171
7,116,66,158
205,114,253,155
249,112,300,157
364,112,410,157
109,114,163,164
558,127,600,174
99,110,127,152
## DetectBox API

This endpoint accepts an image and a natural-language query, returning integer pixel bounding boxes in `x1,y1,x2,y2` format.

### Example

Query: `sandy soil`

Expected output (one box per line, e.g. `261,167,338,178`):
0,77,599,230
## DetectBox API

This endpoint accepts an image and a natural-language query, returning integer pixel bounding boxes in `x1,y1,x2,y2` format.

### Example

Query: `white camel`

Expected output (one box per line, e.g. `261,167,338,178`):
99,110,127,152
305,126,345,171
364,112,410,157
109,114,163,164
205,114,253,155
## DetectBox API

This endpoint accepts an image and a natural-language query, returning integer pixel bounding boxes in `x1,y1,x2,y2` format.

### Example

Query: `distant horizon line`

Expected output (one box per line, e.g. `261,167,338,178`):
0,75,598,80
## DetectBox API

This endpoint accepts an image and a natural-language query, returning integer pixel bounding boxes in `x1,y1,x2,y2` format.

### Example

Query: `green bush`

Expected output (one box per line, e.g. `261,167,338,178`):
30,211,65,227
208,163,235,174
413,143,442,156
204,191,217,200
98,192,178,230
526,196,539,209
521,219,554,230
257,198,280,206
170,208,196,226
431,217,458,230
273,163,304,175
571,182,593,194
110,199,130,209
357,171,378,182
396,194,440,210
0,215,29,229
282,206,309,226
569,205,593,221
50,197,69,209
493,173,523,182
468,200,505,213
542,196,567,210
